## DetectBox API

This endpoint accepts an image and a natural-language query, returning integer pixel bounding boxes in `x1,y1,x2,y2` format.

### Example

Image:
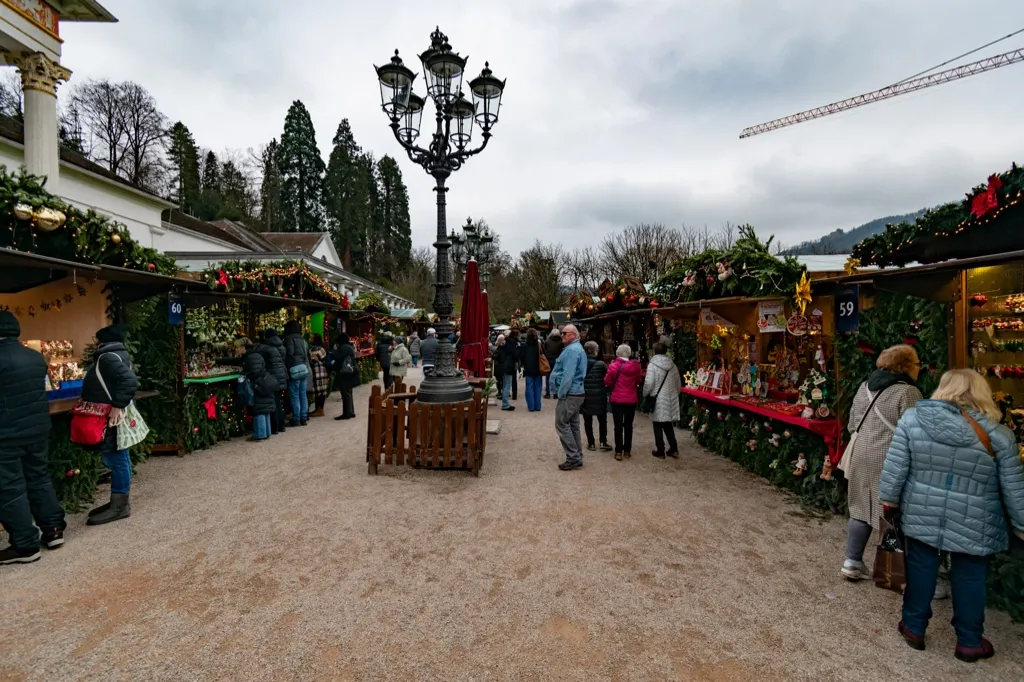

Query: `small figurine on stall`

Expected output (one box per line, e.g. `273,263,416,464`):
793,453,808,477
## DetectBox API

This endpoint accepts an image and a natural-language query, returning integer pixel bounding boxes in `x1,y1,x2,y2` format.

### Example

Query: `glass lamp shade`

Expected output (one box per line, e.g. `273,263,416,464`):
398,93,425,144
375,51,416,119
420,48,466,104
449,232,466,265
469,62,505,131
450,94,476,149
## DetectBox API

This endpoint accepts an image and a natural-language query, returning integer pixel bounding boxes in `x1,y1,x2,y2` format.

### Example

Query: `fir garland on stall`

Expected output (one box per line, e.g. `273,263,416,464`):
359,356,380,384
203,259,349,307
351,292,391,315
0,167,177,274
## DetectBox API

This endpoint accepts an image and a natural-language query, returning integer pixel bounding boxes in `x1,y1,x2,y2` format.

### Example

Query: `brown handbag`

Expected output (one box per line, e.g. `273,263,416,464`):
538,342,551,375
873,516,907,593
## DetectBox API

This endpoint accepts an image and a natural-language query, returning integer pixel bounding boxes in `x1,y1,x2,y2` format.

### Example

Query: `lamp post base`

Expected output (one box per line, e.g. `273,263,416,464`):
416,373,474,403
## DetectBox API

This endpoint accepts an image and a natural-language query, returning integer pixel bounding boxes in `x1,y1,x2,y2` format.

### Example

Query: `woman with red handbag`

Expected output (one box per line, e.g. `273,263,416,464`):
77,324,139,526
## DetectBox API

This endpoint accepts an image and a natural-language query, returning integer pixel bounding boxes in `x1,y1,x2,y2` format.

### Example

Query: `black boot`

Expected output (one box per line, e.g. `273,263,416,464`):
86,493,131,526
87,501,111,518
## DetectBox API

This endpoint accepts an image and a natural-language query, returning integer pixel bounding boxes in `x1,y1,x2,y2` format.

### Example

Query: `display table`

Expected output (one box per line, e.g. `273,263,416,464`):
48,390,160,415
184,372,242,385
681,387,841,458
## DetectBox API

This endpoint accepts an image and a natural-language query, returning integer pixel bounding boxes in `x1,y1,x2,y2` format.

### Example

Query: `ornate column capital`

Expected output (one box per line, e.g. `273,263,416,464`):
3,50,71,95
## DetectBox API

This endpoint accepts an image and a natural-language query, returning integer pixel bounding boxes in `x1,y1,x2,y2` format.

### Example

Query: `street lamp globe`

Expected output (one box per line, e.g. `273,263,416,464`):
374,50,416,119
469,62,506,132
450,93,476,150
419,27,467,105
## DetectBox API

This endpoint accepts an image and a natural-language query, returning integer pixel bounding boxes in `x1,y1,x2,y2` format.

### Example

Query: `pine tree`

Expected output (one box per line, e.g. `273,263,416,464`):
166,122,200,213
375,154,412,273
323,118,382,275
219,160,251,222
195,150,223,220
259,138,285,232
277,100,325,232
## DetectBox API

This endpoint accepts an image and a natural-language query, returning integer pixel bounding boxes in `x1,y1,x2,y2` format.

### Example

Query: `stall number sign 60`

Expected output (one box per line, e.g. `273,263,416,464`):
168,297,185,325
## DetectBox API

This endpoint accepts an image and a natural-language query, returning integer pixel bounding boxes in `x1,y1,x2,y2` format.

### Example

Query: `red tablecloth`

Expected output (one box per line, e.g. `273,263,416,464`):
681,387,842,459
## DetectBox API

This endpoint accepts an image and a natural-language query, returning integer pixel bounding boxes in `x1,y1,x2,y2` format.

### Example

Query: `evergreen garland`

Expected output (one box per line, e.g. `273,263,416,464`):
352,291,391,315
652,225,804,303
0,166,177,274
202,259,348,306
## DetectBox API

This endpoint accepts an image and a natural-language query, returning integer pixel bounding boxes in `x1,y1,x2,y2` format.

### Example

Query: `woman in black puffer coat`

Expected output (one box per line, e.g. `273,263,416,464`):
582,340,611,452
332,333,361,420
260,329,288,433
244,348,278,441
81,324,139,526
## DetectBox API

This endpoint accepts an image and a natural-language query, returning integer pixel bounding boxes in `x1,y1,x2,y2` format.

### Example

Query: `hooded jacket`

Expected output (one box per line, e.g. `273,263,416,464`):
605,357,643,405
642,354,681,423
880,399,1024,556
543,334,563,364
409,335,421,356
260,331,288,387
389,342,412,378
582,354,608,416
243,350,278,415
81,325,139,452
282,321,311,375
0,311,51,446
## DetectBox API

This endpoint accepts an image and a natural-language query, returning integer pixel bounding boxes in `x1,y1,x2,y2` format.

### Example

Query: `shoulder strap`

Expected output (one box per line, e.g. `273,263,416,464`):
959,407,994,458
853,383,896,434
94,352,119,402
653,363,669,398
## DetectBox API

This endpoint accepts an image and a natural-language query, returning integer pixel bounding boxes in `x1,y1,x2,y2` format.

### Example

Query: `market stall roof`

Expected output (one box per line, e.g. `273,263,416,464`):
390,307,423,320
810,249,1024,302
0,248,101,293
573,308,656,324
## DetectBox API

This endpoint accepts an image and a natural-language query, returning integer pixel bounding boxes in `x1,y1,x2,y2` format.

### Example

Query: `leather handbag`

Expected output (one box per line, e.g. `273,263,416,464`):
873,515,907,593
538,342,551,376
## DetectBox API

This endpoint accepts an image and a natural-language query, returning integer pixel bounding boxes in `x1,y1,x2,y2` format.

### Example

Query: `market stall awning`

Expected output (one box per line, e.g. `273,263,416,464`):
573,308,655,324
0,248,100,293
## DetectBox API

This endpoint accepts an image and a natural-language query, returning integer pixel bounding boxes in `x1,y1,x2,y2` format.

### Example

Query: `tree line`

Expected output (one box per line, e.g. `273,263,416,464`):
0,75,412,282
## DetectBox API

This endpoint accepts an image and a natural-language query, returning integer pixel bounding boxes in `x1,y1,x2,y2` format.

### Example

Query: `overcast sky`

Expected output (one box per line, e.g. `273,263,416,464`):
61,0,1024,256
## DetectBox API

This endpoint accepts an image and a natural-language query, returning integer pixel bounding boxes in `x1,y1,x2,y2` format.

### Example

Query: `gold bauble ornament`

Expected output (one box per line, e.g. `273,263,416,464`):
33,207,66,232
13,203,32,220
112,233,122,244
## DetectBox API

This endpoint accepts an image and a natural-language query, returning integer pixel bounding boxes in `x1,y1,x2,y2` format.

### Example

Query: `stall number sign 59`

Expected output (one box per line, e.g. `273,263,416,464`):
836,286,859,333
168,296,185,325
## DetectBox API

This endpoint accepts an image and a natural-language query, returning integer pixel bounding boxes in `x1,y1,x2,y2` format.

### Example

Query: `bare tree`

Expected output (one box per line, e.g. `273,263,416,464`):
389,246,435,307
69,79,168,190
0,70,22,120
561,246,607,293
599,223,684,282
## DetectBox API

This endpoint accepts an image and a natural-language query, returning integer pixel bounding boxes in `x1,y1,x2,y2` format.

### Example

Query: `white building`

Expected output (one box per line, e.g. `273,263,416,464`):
0,1,412,309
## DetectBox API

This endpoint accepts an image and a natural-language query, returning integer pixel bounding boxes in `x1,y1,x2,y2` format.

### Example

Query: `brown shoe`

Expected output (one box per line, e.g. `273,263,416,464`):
623,451,631,459
310,408,326,418
614,452,623,461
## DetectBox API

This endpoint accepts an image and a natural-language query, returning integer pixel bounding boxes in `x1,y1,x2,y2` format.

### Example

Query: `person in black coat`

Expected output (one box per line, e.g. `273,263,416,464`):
520,328,544,412
0,311,66,564
282,320,311,426
509,329,520,401
377,334,394,390
496,334,519,411
260,329,288,434
582,341,611,451
81,324,139,526
332,333,360,420
244,348,278,441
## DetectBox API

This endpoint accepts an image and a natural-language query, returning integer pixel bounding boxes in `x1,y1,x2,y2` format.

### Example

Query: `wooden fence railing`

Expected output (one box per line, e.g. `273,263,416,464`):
366,381,489,476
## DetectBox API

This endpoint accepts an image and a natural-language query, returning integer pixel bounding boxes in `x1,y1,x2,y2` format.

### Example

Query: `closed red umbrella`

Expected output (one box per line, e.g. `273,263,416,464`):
459,259,485,377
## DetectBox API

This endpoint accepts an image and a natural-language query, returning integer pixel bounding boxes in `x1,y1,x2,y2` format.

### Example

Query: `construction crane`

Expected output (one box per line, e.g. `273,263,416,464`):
740,46,1024,139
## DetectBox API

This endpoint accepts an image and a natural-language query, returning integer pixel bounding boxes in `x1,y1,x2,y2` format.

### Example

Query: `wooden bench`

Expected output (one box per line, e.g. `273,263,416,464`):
365,382,489,476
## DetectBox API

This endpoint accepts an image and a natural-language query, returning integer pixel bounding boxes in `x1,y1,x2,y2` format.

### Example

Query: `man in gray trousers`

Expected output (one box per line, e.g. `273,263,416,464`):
549,325,589,471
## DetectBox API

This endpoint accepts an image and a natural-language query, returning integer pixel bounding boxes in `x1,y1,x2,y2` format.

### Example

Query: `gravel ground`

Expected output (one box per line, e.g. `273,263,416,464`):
2,368,1023,681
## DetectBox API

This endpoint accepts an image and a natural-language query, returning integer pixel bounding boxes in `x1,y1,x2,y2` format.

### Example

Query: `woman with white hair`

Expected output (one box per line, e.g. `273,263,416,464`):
603,344,643,460
880,369,1024,662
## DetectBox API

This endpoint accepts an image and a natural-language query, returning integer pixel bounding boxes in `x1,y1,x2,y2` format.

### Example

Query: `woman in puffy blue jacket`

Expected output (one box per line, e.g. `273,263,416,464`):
880,369,1024,663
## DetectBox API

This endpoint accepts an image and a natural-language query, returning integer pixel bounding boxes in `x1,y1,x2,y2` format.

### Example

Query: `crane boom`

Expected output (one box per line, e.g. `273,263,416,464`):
739,47,1024,139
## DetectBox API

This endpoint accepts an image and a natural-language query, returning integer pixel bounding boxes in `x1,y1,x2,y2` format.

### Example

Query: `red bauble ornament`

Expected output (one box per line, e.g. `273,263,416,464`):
147,263,155,271
706,275,715,284
650,300,659,308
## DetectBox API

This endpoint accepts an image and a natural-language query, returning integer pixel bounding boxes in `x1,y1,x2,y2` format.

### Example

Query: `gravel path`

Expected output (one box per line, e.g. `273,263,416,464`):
2,369,1022,681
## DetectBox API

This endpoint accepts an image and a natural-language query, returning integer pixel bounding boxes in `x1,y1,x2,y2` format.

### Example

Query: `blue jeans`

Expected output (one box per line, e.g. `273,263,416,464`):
102,449,132,495
525,376,543,411
501,374,513,409
252,413,271,440
288,376,309,421
903,536,989,648
544,374,552,397
411,355,419,367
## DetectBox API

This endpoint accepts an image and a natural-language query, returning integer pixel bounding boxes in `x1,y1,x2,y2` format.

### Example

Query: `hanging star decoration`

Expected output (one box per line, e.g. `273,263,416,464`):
203,395,218,420
843,257,860,275
793,271,812,316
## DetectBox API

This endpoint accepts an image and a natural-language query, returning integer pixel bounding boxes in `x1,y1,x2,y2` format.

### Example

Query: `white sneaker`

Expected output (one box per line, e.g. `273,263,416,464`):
933,578,950,600
841,559,872,581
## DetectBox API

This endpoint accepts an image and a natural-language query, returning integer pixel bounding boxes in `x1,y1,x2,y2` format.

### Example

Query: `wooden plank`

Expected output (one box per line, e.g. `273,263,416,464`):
456,400,467,468
383,397,394,466
431,404,441,468
477,389,488,469
366,385,380,466
396,400,406,466
466,395,477,472
420,403,430,468
443,403,453,467
408,400,419,467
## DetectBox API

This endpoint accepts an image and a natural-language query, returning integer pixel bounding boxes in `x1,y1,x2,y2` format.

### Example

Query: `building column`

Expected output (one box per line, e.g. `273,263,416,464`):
9,52,71,193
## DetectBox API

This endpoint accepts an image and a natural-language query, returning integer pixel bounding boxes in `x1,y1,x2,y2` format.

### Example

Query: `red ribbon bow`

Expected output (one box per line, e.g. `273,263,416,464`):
970,174,1003,219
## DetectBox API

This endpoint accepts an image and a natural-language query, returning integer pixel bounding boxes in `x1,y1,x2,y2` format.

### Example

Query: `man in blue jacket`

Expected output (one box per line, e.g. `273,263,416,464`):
0,311,66,564
550,325,588,470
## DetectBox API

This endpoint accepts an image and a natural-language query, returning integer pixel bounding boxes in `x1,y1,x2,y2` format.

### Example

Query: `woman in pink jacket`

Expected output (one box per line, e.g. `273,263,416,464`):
604,344,643,461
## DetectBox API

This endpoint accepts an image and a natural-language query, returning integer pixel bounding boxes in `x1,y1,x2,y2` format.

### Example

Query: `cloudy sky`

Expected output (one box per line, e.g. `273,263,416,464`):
61,0,1024,256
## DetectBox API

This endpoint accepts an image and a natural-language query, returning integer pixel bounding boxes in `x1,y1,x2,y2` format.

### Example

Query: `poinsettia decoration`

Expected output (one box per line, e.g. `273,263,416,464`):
971,174,1003,218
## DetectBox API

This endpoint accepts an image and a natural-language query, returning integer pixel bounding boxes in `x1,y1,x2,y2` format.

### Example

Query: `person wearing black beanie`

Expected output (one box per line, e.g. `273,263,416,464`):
0,311,67,564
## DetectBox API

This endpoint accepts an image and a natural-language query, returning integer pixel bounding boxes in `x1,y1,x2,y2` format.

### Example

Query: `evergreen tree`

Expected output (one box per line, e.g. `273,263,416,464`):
166,122,200,213
374,154,412,273
277,100,325,232
323,118,376,272
258,138,285,232
196,150,223,220
219,160,250,222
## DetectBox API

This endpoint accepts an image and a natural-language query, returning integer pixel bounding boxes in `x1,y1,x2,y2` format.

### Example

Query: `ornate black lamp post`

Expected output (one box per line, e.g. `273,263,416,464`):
450,217,495,290
375,28,505,403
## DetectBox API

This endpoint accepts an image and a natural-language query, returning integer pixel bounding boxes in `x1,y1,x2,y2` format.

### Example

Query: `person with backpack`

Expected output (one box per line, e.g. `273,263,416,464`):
332,333,360,420
283,320,312,426
80,324,139,526
0,311,66,564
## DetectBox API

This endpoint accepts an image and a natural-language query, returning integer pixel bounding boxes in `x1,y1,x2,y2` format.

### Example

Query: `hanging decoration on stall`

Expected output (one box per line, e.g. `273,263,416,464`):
350,292,390,315
853,163,1024,267
793,271,812,316
570,277,660,317
797,368,835,420
0,286,89,320
757,301,785,333
203,395,218,419
1,167,178,274
203,260,349,307
786,313,808,336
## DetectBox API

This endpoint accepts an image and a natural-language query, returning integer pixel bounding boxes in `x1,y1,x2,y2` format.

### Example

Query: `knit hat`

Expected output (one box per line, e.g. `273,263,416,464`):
0,310,20,338
96,323,127,344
